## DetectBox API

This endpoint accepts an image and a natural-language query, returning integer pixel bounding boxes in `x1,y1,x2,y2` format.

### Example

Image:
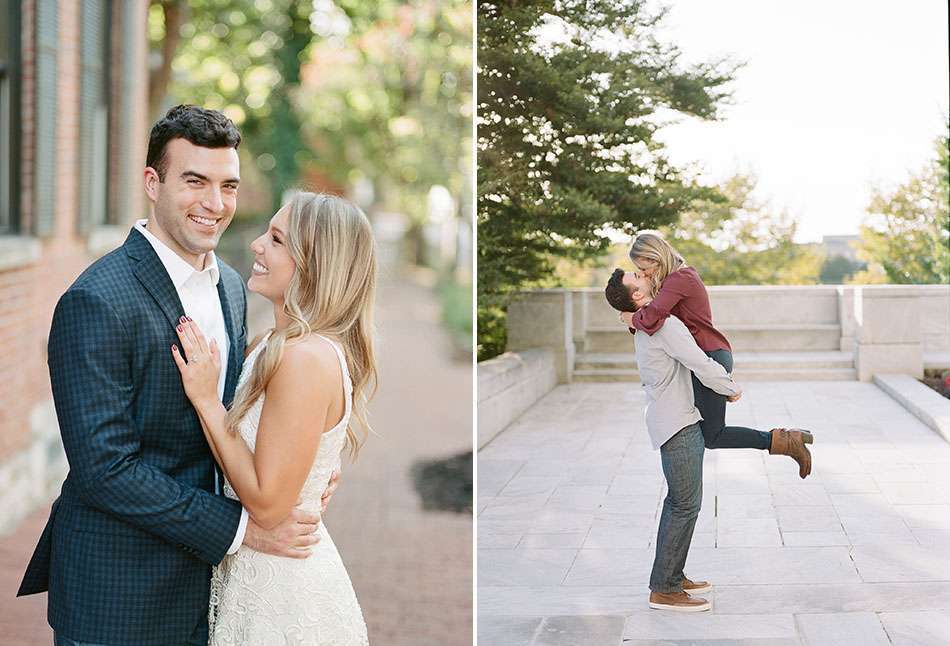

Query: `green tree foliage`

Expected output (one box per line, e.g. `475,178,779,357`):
819,255,864,284
663,174,822,285
149,0,318,211
149,0,472,222
853,133,950,285
548,174,824,291
477,0,737,359
299,1,472,232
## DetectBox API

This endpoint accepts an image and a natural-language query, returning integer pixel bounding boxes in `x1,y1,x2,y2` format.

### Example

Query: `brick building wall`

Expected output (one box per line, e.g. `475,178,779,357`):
0,0,149,534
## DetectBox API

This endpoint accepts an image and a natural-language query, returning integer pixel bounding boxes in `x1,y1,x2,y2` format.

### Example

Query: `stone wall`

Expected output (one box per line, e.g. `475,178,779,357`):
505,284,950,384
477,349,557,449
0,0,150,535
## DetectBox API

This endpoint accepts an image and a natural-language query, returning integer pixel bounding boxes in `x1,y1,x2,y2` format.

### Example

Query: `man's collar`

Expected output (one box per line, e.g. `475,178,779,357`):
133,219,220,288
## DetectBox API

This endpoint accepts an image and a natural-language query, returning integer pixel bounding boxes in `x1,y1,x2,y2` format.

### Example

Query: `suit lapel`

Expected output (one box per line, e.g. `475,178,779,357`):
217,276,243,406
125,229,185,332
126,227,245,403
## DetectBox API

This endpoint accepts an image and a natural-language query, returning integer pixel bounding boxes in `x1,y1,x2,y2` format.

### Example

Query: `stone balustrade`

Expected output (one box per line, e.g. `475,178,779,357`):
503,284,950,383
477,348,557,448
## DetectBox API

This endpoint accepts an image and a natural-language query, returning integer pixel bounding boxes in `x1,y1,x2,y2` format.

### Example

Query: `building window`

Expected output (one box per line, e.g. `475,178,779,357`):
33,0,58,237
78,0,111,232
0,0,21,234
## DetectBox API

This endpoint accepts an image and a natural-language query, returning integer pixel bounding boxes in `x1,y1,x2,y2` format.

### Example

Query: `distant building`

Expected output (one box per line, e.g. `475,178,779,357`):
821,234,861,262
0,0,150,533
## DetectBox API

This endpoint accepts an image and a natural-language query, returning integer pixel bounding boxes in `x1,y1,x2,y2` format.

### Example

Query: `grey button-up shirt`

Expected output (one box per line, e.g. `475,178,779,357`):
634,315,740,450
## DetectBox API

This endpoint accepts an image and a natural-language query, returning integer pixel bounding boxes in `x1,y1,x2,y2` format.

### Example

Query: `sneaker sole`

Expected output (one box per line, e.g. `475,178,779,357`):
649,601,711,612
684,584,712,594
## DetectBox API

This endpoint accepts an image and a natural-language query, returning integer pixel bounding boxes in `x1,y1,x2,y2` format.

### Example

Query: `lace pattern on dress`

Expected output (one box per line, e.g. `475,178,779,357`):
207,333,366,645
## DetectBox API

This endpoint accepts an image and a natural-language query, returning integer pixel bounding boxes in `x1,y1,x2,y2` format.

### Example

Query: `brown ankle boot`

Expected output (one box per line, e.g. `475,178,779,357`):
649,590,711,612
769,428,814,479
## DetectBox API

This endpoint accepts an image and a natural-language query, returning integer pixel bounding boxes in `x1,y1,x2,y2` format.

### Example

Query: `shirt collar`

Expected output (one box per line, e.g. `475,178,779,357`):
134,219,220,289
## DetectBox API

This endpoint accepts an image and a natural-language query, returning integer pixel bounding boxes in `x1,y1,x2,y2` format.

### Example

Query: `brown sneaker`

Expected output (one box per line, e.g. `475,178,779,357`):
682,576,712,594
648,590,711,612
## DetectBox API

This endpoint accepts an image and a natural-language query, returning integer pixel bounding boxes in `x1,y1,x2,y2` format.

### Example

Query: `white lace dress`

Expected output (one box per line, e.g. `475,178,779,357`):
209,334,368,645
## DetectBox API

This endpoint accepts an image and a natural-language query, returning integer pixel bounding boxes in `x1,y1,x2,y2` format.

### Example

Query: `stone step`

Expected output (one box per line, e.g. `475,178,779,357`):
574,350,855,371
584,323,842,352
572,367,858,382
924,351,950,370
572,350,857,382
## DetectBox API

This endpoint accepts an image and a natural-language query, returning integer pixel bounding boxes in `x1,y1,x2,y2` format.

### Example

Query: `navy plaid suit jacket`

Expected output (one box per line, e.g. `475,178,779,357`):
18,229,248,645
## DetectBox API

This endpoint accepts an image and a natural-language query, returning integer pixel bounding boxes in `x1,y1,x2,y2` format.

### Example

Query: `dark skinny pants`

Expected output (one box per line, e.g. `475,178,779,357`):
692,349,771,450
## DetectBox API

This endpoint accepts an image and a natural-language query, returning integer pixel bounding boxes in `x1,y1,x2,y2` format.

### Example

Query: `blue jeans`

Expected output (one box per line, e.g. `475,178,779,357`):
649,422,705,593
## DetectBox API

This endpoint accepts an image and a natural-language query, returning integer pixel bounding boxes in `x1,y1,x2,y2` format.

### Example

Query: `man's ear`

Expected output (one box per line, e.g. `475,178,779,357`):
144,167,161,202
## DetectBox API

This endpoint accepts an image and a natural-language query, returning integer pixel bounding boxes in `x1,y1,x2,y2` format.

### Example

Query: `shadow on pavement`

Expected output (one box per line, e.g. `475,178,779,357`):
411,451,473,514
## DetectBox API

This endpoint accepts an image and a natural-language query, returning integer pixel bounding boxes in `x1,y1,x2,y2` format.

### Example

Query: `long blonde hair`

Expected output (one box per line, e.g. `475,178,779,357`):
227,192,378,460
629,230,686,292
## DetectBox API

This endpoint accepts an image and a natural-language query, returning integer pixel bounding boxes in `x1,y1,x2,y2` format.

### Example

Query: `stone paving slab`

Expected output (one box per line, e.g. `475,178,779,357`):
796,612,891,646
477,381,950,645
879,611,950,646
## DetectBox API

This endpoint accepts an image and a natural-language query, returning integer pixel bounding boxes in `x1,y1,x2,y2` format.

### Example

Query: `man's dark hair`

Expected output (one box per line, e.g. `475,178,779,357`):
146,105,242,181
605,268,637,313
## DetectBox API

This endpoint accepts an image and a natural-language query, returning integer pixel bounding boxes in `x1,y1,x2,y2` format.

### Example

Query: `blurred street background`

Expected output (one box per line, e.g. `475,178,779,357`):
0,1,473,644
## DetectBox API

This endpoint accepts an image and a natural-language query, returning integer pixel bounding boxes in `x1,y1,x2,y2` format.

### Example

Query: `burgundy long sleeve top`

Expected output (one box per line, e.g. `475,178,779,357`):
630,266,732,353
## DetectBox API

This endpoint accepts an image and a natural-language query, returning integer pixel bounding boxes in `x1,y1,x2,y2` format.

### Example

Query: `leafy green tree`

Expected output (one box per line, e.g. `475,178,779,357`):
853,133,950,284
149,0,471,222
149,0,317,212
299,1,472,254
663,174,822,285
819,255,864,284
477,0,737,359
549,175,824,291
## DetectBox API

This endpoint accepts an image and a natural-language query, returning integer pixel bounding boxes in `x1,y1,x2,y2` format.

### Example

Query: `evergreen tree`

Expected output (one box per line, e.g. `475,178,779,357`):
477,0,736,359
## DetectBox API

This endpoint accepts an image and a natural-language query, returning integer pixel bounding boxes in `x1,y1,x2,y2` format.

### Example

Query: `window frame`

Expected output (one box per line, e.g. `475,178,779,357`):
0,0,22,235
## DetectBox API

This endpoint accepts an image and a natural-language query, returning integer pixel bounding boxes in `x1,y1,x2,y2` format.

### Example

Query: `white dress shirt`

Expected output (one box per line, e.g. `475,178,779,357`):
135,219,248,554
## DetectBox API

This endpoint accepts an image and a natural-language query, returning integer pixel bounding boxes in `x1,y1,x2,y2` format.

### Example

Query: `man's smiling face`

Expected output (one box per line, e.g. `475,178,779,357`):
144,138,240,266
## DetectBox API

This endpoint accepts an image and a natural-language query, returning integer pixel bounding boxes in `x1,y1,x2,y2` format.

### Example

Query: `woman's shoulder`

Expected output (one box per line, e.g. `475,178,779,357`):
667,265,704,289
263,336,343,404
281,336,343,379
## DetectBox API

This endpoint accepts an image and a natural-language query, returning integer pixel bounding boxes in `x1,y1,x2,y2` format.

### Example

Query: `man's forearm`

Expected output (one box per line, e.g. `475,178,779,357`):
67,449,243,564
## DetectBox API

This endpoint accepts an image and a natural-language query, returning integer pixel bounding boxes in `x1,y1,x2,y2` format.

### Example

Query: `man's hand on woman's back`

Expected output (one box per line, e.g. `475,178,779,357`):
243,506,321,559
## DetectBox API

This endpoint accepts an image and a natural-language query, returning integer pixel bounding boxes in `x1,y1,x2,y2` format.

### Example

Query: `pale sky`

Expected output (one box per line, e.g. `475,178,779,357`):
652,0,949,242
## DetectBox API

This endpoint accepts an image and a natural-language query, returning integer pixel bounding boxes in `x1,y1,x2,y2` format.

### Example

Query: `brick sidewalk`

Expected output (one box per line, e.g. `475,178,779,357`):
1,272,473,645
0,507,52,645
315,273,473,645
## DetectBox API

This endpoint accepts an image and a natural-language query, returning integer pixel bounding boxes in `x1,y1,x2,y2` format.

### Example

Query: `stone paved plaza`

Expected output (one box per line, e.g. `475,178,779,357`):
478,381,950,645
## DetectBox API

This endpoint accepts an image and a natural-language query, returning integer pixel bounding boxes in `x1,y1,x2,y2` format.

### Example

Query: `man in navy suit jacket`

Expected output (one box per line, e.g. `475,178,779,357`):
18,106,321,645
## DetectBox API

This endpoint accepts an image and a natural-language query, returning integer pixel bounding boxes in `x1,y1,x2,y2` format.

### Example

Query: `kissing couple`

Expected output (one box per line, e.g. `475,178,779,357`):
605,231,814,612
18,105,375,645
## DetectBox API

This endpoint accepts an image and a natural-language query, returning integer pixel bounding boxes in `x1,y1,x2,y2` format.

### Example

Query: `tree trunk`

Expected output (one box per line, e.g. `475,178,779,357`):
148,0,187,120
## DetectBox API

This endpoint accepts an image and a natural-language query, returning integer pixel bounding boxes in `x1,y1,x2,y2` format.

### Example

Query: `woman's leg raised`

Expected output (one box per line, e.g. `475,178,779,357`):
692,349,771,450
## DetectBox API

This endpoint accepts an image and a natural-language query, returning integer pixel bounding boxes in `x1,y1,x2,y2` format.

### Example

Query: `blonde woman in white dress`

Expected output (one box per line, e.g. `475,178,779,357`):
171,191,376,645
